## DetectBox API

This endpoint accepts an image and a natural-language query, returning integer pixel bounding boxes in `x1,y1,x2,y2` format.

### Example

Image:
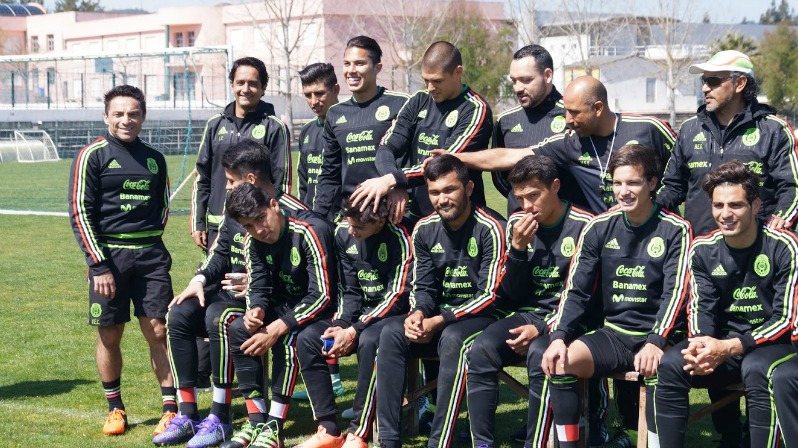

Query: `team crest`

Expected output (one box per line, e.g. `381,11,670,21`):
290,247,301,266
445,110,459,128
378,243,388,262
561,237,576,257
266,255,273,265
90,303,102,318
467,237,478,257
551,116,566,133
754,254,770,277
375,105,391,121
147,158,158,174
251,124,266,139
647,237,665,258
742,128,760,146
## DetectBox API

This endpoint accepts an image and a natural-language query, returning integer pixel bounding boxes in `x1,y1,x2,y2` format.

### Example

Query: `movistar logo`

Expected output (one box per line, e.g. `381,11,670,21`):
693,132,706,142
120,204,133,212
346,245,358,255
346,130,374,143
605,238,620,250
108,159,122,169
510,123,523,133
430,243,445,254
578,152,592,166
711,265,728,276
336,115,347,124
418,132,440,146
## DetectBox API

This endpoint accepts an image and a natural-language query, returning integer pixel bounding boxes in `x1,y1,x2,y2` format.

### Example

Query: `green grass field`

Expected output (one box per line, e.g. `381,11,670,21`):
0,154,726,447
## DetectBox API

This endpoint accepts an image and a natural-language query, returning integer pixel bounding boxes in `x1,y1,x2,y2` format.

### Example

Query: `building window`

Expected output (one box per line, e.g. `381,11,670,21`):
31,36,39,53
47,34,54,51
175,32,184,47
188,31,195,47
646,78,656,103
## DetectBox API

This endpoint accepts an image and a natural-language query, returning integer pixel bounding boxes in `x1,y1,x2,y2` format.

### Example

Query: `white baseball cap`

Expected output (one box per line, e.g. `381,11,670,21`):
689,50,754,76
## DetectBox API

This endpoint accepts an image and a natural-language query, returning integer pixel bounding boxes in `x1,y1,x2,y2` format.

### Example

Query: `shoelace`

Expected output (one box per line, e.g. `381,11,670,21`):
108,409,125,421
195,417,220,433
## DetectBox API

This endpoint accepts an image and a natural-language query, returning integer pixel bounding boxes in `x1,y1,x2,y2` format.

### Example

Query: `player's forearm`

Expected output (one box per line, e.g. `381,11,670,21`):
454,147,527,171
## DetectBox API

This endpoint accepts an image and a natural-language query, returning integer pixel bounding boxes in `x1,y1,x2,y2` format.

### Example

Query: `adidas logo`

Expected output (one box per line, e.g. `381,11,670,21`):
303,135,309,144
605,238,620,250
578,152,592,165
346,245,358,255
217,127,228,135
510,123,523,133
336,115,347,124
711,265,728,276
108,159,122,169
692,132,706,142
430,243,445,254
418,110,428,119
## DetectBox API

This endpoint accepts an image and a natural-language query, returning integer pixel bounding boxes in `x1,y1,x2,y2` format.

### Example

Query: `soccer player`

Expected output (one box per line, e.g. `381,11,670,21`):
655,160,797,447
658,50,798,236
317,196,413,448
375,154,506,448
352,41,493,220
220,183,340,448
68,85,176,436
191,56,291,251
538,144,691,448
153,140,306,447
466,155,592,448
313,36,410,221
492,45,567,215
298,62,340,210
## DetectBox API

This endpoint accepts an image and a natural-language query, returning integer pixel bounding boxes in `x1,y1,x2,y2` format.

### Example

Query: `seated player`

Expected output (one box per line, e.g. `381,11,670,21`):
466,155,592,448
375,154,506,448
537,144,691,448
656,160,797,447
153,140,307,447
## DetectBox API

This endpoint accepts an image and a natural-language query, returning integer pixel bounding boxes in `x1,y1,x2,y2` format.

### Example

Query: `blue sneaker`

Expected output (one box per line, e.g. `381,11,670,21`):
187,414,233,448
152,413,199,445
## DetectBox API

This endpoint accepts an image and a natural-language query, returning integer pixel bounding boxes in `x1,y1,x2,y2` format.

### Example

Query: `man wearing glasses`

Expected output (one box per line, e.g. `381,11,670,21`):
658,50,798,237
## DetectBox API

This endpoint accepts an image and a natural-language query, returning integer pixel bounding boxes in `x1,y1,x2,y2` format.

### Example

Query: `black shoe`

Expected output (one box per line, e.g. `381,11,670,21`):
510,425,526,443
588,418,609,447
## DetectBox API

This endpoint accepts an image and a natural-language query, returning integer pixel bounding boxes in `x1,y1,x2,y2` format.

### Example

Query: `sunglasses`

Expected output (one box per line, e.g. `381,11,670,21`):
701,75,736,88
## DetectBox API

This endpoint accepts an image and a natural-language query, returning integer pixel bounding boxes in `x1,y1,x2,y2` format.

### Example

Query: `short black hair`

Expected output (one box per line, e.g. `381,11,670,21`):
507,154,558,188
513,44,554,72
422,41,462,73
703,160,760,204
104,85,146,116
341,195,389,224
424,153,469,186
346,35,383,64
221,140,273,182
607,144,661,183
227,183,273,222
299,62,337,89
229,57,269,87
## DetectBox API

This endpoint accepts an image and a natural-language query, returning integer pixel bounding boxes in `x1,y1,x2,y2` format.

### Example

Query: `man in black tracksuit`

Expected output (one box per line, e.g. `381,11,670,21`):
221,184,339,448
655,161,798,448
315,197,413,448
466,155,592,448
313,36,410,220
538,145,691,448
352,41,492,220
375,155,506,448
191,57,291,251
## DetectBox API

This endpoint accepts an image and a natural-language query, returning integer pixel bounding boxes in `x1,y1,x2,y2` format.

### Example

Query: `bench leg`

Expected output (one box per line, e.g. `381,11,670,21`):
406,359,421,436
638,385,647,448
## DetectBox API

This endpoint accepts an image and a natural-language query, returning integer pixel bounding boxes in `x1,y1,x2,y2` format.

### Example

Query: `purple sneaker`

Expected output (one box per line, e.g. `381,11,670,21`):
152,413,199,445
187,414,233,448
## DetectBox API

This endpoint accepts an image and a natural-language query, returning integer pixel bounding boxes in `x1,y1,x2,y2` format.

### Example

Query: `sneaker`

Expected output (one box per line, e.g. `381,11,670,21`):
293,425,345,448
152,413,199,445
154,411,177,436
603,429,633,448
251,420,283,448
103,408,128,436
332,380,346,397
417,395,430,420
220,420,263,448
510,425,526,443
588,418,609,447
341,433,368,448
341,408,354,419
292,389,310,401
187,414,233,448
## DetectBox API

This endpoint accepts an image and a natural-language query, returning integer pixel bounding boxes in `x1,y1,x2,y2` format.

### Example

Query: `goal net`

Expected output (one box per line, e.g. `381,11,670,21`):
0,130,59,163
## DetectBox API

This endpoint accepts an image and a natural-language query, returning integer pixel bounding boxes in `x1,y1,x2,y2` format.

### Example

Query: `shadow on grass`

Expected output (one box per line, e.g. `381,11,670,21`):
0,379,93,400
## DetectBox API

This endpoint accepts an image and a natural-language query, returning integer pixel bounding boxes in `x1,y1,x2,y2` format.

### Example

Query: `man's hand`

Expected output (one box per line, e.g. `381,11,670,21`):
506,324,540,355
413,316,445,343
192,230,207,250
322,326,357,358
634,343,664,377
386,189,409,224
221,273,248,298
243,308,266,334
241,318,289,356
93,272,116,299
768,215,788,229
169,280,205,308
511,213,539,251
351,175,396,212
404,310,425,340
682,336,740,375
542,339,568,376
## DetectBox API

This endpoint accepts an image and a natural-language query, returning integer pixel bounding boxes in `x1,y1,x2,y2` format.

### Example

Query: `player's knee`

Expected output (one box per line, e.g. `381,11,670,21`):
97,324,124,347
770,365,798,394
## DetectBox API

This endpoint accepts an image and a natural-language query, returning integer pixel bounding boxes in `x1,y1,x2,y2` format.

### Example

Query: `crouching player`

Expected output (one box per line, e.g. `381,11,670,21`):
538,144,691,447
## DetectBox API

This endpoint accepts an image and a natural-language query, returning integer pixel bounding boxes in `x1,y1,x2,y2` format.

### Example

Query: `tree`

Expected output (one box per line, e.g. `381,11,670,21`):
711,32,757,55
759,0,797,25
54,0,104,12
507,0,539,46
756,22,798,114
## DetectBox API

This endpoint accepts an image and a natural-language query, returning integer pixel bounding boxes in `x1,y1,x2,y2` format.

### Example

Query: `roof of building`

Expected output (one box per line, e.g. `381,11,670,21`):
0,3,46,16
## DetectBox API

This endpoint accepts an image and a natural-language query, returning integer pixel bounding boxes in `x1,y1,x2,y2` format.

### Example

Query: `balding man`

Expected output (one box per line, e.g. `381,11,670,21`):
351,40,493,221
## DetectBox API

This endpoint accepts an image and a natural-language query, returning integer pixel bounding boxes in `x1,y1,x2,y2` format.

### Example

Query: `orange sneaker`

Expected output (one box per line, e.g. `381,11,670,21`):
153,411,176,435
293,425,345,448
102,408,128,436
341,432,368,448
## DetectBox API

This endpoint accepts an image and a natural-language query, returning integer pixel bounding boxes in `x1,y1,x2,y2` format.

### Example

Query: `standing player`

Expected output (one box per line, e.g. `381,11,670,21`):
352,41,493,220
655,160,797,447
191,56,291,251
492,45,567,215
538,144,691,448
466,155,592,448
68,85,176,436
297,62,340,210
312,36,410,220
375,155,506,448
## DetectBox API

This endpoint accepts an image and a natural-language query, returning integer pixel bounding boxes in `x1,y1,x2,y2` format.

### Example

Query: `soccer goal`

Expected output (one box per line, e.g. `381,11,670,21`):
0,130,59,163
